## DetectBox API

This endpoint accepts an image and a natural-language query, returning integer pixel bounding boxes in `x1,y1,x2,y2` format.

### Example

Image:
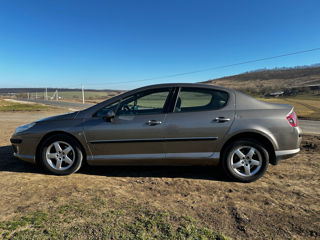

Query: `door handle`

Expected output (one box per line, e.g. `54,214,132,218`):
214,117,231,123
147,120,162,126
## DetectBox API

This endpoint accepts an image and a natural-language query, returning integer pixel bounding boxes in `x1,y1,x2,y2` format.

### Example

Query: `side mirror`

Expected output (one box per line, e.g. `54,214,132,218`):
104,110,115,122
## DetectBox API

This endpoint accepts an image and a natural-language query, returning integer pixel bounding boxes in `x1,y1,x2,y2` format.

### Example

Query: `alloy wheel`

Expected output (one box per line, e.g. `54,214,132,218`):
45,141,75,171
230,146,262,177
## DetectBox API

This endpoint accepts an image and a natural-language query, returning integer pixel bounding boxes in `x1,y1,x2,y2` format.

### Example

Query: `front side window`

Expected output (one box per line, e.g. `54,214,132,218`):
174,87,228,113
118,88,171,115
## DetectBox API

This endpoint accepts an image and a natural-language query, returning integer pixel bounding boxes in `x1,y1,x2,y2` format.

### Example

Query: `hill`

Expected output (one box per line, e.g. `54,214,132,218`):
203,65,320,95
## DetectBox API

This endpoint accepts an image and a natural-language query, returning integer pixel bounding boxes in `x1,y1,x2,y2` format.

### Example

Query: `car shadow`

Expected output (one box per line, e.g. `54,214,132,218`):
0,145,40,173
0,145,231,182
79,165,230,181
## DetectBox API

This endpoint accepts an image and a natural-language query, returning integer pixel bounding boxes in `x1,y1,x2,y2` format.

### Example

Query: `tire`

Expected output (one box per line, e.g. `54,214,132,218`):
39,134,83,175
221,139,269,182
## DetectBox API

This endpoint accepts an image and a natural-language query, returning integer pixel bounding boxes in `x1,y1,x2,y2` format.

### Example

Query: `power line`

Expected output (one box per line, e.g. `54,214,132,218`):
96,47,320,86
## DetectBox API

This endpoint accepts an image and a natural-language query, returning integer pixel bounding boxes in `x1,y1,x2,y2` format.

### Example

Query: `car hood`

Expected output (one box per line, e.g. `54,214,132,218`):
36,111,79,123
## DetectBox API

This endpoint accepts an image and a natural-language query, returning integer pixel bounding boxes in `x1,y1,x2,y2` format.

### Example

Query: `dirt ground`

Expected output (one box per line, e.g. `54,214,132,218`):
0,109,319,239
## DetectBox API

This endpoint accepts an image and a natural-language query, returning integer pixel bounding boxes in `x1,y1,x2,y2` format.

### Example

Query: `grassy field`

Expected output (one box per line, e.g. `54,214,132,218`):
58,91,117,100
0,197,229,240
0,100,48,111
28,91,119,102
257,94,320,120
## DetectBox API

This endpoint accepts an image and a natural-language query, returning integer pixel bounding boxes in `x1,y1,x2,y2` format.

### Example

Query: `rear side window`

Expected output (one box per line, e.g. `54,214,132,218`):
174,87,228,112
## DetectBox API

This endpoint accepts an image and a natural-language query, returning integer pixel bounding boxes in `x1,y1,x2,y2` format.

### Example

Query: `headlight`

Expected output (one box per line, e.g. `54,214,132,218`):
14,122,36,134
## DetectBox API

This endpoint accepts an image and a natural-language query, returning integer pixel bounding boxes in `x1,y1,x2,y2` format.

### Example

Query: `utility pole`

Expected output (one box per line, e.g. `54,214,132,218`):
27,92,30,100
81,84,85,104
45,88,48,100
56,90,58,101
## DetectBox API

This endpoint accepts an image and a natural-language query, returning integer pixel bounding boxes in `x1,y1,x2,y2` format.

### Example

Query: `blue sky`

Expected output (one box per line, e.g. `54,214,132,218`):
0,0,319,90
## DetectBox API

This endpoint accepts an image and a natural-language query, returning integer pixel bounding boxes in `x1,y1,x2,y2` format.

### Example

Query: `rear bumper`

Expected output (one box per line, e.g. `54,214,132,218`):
275,148,300,161
271,126,302,165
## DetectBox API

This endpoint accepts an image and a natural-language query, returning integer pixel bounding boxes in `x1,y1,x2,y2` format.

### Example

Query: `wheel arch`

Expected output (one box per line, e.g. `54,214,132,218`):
220,131,277,165
35,131,87,164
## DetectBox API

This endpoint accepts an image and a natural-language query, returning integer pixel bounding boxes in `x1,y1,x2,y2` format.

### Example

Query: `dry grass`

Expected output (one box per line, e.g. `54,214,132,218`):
204,66,320,93
0,197,230,240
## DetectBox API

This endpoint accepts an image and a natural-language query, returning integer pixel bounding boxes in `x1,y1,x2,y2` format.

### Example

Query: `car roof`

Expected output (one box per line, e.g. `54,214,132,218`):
132,82,232,92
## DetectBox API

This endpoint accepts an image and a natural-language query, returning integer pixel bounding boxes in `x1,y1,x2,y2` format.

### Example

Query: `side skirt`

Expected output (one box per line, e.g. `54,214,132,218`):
87,152,220,166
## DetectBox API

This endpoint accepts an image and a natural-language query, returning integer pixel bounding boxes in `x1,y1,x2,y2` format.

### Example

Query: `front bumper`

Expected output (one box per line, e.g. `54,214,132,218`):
13,152,35,163
10,137,36,164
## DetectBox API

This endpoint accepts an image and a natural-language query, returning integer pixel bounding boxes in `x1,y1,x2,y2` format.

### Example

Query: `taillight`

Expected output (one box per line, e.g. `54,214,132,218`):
286,111,298,127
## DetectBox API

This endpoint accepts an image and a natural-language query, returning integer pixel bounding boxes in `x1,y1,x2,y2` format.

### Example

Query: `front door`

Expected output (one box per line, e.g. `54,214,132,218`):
83,88,173,164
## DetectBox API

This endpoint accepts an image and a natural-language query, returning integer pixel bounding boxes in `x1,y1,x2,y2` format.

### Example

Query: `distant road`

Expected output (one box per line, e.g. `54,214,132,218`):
20,99,94,110
21,99,320,134
299,120,320,135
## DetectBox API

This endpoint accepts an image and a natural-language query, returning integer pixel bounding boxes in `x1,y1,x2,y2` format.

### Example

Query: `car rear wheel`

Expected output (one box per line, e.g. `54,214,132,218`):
39,134,83,175
222,139,269,182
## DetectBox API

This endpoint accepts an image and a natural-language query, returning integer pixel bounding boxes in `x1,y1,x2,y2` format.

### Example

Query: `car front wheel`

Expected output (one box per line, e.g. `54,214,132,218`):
39,134,83,175
222,139,269,182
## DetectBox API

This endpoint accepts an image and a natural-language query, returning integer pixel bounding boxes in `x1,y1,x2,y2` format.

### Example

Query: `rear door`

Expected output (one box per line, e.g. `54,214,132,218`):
163,87,235,161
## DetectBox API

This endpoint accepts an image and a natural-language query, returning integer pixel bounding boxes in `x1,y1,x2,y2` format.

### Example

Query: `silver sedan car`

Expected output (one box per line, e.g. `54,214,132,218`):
11,83,302,182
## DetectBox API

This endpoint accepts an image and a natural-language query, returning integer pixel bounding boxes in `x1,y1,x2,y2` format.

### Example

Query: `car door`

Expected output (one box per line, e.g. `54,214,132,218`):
83,87,173,164
163,87,235,162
